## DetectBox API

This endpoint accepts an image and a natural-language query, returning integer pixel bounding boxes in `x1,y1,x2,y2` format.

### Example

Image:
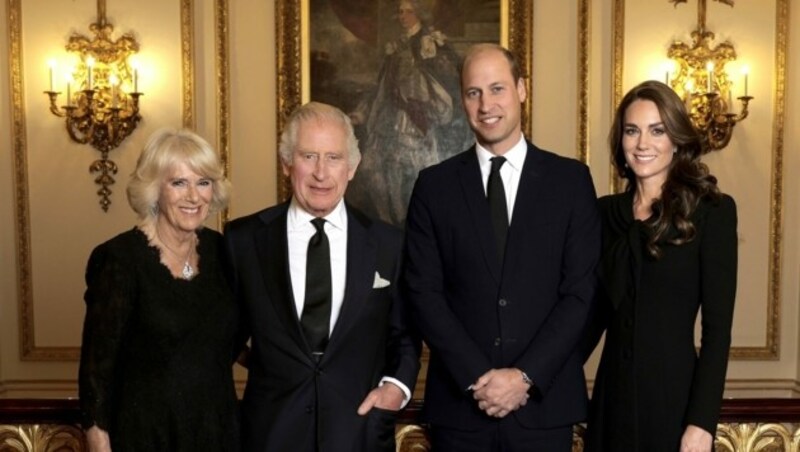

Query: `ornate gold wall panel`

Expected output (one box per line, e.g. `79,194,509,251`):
0,425,85,452
577,0,590,164
610,0,788,360
215,0,230,225
8,0,196,361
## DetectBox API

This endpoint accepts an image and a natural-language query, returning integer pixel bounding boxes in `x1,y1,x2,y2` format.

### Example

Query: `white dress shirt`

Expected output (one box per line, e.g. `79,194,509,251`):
476,135,527,223
287,198,348,330
286,198,411,405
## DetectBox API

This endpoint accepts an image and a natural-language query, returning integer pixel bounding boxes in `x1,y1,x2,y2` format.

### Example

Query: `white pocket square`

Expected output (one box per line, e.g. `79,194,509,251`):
373,272,391,289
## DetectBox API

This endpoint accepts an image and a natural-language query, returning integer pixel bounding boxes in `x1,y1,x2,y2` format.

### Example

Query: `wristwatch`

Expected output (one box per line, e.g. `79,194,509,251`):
520,369,534,387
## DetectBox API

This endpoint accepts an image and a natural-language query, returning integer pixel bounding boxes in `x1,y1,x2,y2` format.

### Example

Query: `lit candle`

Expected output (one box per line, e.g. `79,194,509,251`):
664,60,674,87
47,59,56,91
65,72,73,106
684,80,694,111
728,89,733,110
109,74,119,108
706,61,714,93
130,57,139,92
86,56,95,89
742,66,749,96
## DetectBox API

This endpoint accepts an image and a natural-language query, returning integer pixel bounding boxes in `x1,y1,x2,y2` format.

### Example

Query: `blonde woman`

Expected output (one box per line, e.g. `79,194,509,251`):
79,128,238,451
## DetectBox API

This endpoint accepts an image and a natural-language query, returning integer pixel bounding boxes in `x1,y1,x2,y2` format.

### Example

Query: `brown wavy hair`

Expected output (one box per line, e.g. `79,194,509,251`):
609,80,720,258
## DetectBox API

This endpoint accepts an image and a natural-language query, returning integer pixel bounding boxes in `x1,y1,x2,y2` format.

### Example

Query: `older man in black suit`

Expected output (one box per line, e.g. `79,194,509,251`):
224,102,420,452
403,43,601,451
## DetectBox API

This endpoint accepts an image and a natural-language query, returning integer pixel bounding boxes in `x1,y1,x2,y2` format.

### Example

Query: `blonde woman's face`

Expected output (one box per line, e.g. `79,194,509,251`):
156,161,212,236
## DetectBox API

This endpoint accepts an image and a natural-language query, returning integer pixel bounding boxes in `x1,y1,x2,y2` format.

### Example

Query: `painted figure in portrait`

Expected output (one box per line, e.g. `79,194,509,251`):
311,0,499,225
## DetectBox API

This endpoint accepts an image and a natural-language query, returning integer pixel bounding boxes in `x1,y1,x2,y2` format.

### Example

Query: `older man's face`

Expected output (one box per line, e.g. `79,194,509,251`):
283,118,357,217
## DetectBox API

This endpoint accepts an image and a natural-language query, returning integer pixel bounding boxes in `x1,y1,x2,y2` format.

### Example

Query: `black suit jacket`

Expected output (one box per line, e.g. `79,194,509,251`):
224,202,420,452
403,142,601,430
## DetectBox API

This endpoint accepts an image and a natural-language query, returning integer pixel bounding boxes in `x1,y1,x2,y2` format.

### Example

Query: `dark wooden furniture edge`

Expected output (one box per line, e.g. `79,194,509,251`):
2,397,799,424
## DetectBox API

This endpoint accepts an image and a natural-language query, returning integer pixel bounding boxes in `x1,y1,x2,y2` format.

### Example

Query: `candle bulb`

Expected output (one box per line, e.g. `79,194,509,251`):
109,74,119,109
684,80,694,112
48,60,56,91
706,62,714,93
134,68,138,92
86,56,95,89
743,67,749,97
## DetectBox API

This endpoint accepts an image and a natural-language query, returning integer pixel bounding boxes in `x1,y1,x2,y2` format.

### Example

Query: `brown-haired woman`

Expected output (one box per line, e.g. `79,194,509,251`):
584,80,737,452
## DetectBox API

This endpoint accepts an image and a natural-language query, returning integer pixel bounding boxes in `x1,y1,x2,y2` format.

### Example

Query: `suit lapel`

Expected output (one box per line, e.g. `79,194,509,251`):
457,148,502,284
327,207,376,350
504,143,546,273
254,207,308,352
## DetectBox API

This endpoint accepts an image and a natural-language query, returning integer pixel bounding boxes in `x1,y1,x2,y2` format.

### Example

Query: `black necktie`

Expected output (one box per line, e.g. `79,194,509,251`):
488,156,508,262
301,218,331,356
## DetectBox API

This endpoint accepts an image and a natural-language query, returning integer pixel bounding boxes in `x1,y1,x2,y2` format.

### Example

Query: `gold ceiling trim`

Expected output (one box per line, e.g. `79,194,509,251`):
611,0,787,360
10,0,196,361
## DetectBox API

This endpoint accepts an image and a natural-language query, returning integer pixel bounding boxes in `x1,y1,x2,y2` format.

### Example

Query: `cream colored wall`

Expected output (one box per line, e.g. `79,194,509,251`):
1,0,798,397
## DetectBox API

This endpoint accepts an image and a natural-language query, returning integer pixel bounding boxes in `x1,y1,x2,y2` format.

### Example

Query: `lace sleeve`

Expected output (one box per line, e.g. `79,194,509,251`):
78,241,136,430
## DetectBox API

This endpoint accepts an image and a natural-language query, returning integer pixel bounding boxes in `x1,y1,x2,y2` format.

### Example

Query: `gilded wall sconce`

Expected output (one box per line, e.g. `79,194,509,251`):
44,0,143,212
666,0,753,153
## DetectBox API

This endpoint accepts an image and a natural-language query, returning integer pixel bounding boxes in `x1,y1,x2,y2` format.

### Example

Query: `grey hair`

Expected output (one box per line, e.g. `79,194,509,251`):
278,101,361,169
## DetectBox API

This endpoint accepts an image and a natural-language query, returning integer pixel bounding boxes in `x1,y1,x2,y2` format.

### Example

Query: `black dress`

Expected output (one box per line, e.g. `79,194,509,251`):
584,191,737,451
79,227,239,451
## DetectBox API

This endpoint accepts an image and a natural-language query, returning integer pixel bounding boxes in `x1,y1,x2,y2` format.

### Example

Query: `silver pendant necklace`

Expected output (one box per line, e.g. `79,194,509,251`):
181,260,195,280
156,226,196,280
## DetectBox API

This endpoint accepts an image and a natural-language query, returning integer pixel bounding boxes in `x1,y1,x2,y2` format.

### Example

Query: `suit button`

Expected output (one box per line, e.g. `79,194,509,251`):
498,298,508,307
623,349,632,359
305,406,313,414
494,337,502,346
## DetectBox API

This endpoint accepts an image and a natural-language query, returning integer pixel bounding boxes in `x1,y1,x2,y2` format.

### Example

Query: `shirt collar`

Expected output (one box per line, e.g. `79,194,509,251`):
287,197,348,233
475,135,527,171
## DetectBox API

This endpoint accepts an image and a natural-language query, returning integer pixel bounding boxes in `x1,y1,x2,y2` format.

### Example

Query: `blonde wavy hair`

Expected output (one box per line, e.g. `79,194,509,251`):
127,128,231,223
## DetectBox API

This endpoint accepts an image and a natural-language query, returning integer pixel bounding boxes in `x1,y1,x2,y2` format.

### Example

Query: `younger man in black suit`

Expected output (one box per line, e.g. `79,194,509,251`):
403,43,601,451
224,102,420,452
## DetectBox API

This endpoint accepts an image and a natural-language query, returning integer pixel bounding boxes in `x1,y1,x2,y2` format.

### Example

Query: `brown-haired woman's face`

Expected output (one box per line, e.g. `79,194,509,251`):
621,99,675,187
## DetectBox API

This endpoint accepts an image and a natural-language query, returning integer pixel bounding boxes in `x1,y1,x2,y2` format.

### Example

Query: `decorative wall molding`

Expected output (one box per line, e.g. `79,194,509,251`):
577,0,590,164
214,0,230,225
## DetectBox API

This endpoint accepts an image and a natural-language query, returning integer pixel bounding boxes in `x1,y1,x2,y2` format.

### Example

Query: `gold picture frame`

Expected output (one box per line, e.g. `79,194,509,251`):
275,0,533,223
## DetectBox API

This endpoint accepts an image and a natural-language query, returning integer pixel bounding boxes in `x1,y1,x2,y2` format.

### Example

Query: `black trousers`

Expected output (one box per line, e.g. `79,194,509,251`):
430,419,573,452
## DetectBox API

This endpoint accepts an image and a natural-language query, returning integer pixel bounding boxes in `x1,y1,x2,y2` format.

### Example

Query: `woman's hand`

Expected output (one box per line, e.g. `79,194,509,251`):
680,424,713,452
85,425,112,452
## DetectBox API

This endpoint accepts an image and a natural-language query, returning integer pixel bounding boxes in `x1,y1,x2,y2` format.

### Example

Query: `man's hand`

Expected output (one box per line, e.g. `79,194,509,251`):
85,425,112,452
472,368,530,418
357,382,405,415
680,424,713,452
